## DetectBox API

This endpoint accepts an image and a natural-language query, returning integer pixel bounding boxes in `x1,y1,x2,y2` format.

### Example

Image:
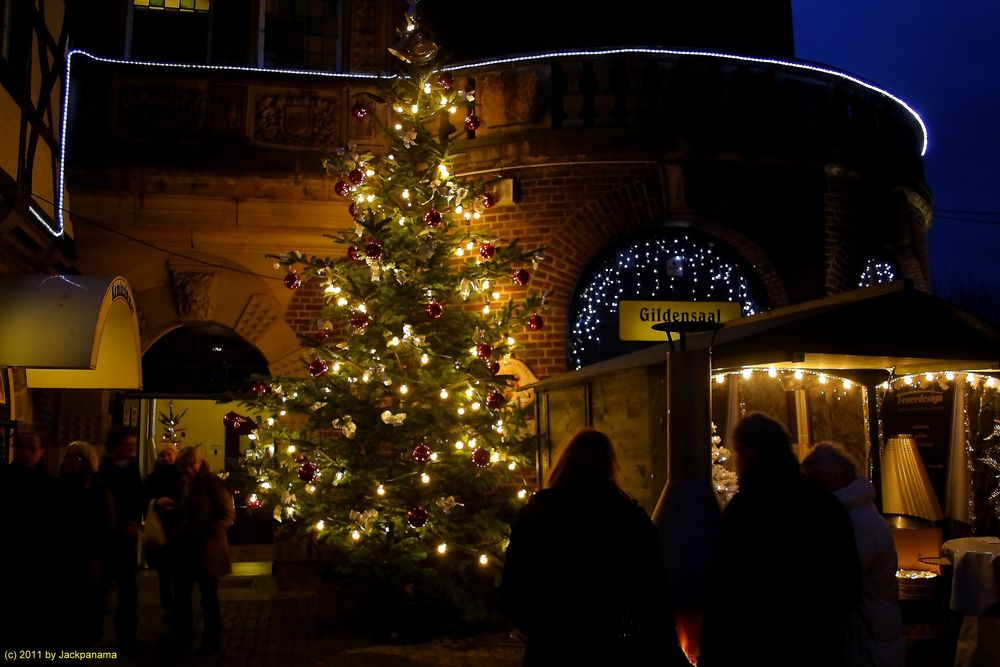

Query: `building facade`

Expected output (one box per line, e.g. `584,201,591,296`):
63,1,931,397
0,0,74,458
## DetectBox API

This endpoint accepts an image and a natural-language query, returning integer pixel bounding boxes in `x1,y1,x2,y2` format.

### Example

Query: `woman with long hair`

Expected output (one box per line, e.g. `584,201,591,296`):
500,429,685,666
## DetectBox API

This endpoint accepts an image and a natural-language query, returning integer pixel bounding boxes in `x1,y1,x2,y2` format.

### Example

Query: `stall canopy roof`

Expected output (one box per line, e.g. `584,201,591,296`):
533,282,1000,389
0,274,142,388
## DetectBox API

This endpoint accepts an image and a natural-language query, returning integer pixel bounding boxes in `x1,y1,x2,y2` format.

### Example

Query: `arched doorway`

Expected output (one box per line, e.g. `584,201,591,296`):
568,227,765,369
137,324,272,544
142,324,269,394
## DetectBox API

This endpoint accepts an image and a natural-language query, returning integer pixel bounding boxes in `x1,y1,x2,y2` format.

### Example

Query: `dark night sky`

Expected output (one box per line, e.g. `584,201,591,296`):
792,1,1000,289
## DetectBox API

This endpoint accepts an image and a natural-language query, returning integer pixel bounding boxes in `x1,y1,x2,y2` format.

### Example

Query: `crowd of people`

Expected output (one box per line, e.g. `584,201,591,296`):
1,413,904,665
0,427,234,654
501,414,905,667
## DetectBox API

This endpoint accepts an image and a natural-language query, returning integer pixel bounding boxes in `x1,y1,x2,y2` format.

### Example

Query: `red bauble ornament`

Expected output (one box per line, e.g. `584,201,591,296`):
438,73,454,90
348,168,365,185
464,114,482,131
411,444,432,464
471,447,491,468
365,242,383,260
348,245,364,262
308,358,329,377
284,272,302,290
513,268,530,286
348,202,358,217
529,314,544,331
298,462,318,483
479,243,496,259
425,301,444,319
476,343,493,361
334,180,351,197
486,360,501,375
424,208,442,227
250,380,269,395
351,102,368,119
350,312,369,330
407,505,429,528
486,390,506,411
481,192,497,209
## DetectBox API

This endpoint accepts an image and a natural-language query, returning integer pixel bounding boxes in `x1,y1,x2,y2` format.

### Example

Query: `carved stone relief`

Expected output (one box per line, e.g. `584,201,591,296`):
213,84,248,136
235,292,280,343
169,264,217,321
253,90,342,148
479,69,548,127
117,84,206,141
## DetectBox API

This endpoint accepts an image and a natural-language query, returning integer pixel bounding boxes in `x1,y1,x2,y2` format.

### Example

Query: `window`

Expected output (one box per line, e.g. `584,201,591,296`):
0,0,9,59
134,0,210,12
264,0,340,70
130,0,211,62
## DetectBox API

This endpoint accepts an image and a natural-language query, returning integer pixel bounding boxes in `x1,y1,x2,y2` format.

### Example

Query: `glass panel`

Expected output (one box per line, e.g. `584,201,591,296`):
134,0,209,12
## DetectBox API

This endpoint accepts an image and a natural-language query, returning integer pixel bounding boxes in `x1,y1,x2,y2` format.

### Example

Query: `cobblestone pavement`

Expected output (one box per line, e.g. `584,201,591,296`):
91,549,525,667
79,546,954,667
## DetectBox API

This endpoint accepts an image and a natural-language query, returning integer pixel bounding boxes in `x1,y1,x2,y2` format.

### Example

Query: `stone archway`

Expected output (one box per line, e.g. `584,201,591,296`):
112,253,307,379
523,178,788,373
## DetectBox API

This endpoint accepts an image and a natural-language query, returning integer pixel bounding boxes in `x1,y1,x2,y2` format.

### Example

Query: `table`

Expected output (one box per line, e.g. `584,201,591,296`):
942,536,1000,667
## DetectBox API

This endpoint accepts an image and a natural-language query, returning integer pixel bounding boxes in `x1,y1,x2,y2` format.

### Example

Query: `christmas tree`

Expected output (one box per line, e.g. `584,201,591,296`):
238,5,544,623
159,400,187,447
711,422,739,507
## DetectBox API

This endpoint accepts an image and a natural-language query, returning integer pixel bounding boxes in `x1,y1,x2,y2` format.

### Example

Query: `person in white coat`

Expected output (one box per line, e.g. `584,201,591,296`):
802,442,905,667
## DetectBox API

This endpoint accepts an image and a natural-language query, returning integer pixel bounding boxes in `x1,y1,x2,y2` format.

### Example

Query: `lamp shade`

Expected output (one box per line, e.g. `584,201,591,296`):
882,434,944,522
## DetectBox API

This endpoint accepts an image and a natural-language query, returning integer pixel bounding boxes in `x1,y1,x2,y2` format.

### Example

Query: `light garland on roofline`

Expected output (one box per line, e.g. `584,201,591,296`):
53,46,928,239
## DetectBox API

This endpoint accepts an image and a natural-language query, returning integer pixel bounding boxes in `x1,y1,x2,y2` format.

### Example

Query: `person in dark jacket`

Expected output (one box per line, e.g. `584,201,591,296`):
699,413,863,667
144,444,182,614
500,428,687,667
0,433,61,648
173,446,235,653
98,425,143,649
58,441,115,646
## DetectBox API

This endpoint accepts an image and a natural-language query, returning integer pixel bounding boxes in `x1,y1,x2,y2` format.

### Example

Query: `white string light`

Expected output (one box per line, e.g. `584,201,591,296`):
858,259,898,288
570,234,760,369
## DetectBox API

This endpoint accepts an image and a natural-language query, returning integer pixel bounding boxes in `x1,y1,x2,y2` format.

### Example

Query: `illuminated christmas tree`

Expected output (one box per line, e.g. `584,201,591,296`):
238,6,544,622
159,400,187,447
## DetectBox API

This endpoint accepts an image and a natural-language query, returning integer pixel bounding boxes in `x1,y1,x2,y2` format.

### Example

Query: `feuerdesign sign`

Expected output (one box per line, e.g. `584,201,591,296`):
618,300,742,341
882,385,955,507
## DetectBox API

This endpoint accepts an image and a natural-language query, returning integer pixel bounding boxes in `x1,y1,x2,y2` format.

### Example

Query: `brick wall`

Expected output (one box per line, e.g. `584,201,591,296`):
271,158,931,382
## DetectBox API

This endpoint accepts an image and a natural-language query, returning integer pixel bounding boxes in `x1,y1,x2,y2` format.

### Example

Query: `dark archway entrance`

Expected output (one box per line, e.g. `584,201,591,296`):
568,226,765,369
142,324,269,395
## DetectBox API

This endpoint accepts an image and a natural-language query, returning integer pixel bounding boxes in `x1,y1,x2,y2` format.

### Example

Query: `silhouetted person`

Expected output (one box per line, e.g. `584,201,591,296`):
500,429,687,666
144,444,182,615
699,414,862,667
99,425,143,649
173,446,234,653
0,433,61,648
803,442,905,667
58,441,115,646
